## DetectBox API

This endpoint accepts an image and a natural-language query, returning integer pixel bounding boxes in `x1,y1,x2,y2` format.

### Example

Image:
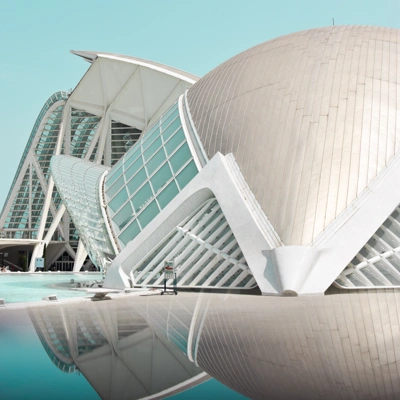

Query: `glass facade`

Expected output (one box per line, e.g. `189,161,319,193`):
2,93,68,237
51,156,115,269
104,101,199,248
68,109,101,159
1,91,68,219
110,121,141,166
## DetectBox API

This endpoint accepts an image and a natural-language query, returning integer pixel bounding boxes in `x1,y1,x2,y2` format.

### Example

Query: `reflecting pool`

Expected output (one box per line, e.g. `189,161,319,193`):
0,293,247,399
3,290,400,399
0,273,102,303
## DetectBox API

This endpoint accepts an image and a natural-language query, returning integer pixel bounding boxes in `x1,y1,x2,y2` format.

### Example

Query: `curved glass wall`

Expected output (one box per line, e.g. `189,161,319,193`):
1,91,68,219
104,100,199,248
51,155,115,269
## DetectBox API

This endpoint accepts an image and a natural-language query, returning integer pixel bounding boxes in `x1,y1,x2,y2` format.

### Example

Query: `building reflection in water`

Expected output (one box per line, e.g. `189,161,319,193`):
28,295,208,400
30,290,400,399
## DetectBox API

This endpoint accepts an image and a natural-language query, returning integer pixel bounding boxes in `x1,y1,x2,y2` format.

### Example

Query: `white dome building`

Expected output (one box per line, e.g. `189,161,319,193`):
49,26,400,295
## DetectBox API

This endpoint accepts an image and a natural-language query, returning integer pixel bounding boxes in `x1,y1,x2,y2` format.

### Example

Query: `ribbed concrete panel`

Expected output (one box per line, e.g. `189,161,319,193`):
187,26,400,246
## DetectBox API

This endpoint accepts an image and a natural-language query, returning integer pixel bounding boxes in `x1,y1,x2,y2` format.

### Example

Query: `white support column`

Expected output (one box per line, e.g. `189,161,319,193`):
73,239,88,272
94,111,110,164
29,241,44,272
44,204,66,243
39,105,70,242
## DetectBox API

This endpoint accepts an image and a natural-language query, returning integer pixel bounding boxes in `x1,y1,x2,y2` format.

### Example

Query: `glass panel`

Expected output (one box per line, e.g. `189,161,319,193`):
119,220,140,247
123,147,142,170
138,201,159,229
125,156,143,181
132,183,153,213
161,104,178,125
150,163,172,194
142,127,160,150
161,110,179,132
127,168,147,197
165,129,185,156
105,166,121,189
113,201,134,230
162,118,181,142
157,180,179,209
143,137,162,162
176,161,197,189
146,148,166,176
106,175,125,199
169,143,191,173
109,187,129,214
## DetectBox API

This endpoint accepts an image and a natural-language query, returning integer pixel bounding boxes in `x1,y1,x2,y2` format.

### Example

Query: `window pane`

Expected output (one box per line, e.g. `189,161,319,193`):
161,109,179,131
165,129,185,156
127,168,147,197
119,219,140,247
125,156,143,181
113,201,134,231
162,118,181,142
157,180,179,209
138,201,159,229
123,147,142,171
108,187,128,213
106,174,125,199
143,137,162,161
142,126,160,150
132,183,153,213
176,161,197,189
161,105,178,126
150,163,172,194
169,143,191,173
105,166,121,189
146,148,166,176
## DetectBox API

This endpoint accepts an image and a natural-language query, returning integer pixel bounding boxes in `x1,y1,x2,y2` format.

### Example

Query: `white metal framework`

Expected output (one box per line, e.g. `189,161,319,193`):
0,52,197,271
131,198,255,290
336,204,400,288
50,156,115,270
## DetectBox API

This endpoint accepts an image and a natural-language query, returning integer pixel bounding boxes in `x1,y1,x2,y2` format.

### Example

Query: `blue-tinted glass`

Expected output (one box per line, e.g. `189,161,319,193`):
143,137,162,161
162,118,181,142
160,102,178,123
138,201,159,229
142,126,160,150
150,163,172,194
157,180,179,209
119,219,140,247
123,145,141,169
113,201,134,230
127,168,147,197
169,143,191,173
165,129,185,156
176,161,197,189
146,148,166,176
161,109,179,132
106,173,125,199
108,187,128,213
132,183,153,213
105,166,121,189
125,156,143,181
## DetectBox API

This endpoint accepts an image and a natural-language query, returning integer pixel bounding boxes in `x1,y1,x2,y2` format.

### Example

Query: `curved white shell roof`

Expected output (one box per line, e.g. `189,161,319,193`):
69,50,198,132
187,25,400,246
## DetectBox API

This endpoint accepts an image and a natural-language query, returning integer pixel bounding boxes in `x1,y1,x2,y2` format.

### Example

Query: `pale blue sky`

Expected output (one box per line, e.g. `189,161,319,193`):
0,0,399,207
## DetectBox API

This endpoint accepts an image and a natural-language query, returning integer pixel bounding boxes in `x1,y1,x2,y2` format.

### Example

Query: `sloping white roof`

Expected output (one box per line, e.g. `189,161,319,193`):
69,51,198,131
187,25,400,246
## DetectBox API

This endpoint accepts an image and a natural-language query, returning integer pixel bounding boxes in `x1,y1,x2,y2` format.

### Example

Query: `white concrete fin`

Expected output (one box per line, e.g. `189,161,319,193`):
97,57,138,106
69,60,105,113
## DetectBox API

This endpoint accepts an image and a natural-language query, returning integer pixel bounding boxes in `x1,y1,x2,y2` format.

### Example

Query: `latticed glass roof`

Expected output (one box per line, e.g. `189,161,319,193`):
1,92,68,223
